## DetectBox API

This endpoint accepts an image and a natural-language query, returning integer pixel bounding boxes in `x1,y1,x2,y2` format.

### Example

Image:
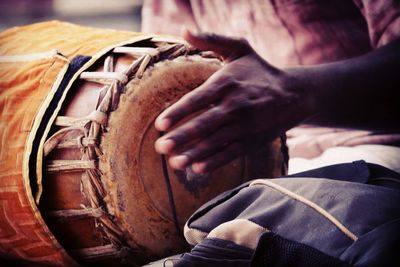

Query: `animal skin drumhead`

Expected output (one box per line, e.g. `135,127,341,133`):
100,55,246,257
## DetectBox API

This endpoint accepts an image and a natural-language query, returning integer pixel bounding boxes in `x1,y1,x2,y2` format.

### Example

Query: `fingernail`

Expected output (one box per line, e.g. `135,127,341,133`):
155,118,171,131
181,25,199,36
192,162,206,174
155,139,175,154
169,155,189,170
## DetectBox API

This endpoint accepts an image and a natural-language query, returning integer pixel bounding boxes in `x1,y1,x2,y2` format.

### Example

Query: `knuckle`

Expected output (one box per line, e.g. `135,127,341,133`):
186,142,208,157
224,78,238,89
197,109,223,129
209,106,225,120
166,111,180,123
218,74,234,85
193,117,210,133
207,76,230,94
216,71,238,86
199,88,216,100
224,97,252,114
198,144,213,158
168,130,188,144
182,150,196,161
181,93,201,108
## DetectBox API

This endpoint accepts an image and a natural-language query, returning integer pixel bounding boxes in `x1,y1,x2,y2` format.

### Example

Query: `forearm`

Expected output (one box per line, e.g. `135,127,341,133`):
288,38,400,131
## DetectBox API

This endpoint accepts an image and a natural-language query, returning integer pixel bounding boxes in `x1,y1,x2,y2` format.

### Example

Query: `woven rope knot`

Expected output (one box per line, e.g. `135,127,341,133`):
86,110,108,125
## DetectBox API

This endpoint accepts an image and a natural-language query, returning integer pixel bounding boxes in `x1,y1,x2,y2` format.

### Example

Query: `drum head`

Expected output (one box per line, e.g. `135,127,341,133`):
100,56,247,257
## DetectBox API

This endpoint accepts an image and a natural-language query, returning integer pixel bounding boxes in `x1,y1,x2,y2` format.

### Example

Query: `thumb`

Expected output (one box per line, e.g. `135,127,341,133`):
182,27,252,62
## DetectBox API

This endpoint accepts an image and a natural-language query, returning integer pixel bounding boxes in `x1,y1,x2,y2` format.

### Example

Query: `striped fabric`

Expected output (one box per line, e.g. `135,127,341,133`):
0,21,144,266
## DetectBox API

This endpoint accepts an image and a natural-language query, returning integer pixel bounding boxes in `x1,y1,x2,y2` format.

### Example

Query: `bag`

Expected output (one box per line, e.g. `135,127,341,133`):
177,160,400,267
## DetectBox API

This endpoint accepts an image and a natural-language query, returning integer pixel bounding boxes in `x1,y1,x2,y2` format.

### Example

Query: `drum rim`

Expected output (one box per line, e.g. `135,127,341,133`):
41,40,220,263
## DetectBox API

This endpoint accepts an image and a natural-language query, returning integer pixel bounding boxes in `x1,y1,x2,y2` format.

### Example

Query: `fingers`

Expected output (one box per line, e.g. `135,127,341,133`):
191,141,244,174
155,73,231,132
182,28,251,62
155,105,231,154
167,124,245,170
168,131,274,174
183,132,273,174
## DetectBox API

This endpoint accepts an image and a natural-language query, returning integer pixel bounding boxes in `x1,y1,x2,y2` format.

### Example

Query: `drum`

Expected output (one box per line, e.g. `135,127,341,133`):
0,21,287,266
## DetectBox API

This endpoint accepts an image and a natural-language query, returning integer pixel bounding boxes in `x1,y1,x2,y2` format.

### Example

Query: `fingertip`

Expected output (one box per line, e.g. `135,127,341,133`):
192,162,207,174
154,117,171,131
169,155,189,170
181,26,190,39
155,138,175,154
181,27,197,46
181,25,199,38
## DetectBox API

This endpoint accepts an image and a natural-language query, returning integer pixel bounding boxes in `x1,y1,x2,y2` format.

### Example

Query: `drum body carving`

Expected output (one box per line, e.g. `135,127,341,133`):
0,21,287,266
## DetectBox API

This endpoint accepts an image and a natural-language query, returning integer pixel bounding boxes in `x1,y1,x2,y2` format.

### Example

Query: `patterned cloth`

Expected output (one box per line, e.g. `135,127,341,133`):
0,21,144,266
142,0,400,160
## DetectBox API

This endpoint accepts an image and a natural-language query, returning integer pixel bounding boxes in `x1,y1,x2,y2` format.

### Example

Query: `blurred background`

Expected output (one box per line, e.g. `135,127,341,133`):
0,0,143,32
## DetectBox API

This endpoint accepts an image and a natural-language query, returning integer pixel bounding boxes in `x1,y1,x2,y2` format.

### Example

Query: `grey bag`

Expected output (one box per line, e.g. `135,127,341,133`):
174,161,400,267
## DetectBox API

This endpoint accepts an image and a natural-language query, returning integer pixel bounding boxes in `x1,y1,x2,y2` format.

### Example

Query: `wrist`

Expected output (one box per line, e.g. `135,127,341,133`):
284,67,320,122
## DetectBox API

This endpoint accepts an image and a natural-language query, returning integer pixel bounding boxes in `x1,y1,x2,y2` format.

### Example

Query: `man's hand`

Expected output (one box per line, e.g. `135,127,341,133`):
154,30,314,174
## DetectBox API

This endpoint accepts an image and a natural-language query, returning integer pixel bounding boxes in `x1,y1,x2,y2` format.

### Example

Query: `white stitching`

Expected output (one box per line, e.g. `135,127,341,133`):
249,179,358,241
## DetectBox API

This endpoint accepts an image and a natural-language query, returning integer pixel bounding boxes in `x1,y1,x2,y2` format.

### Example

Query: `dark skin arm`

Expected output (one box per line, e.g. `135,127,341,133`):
154,29,400,174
